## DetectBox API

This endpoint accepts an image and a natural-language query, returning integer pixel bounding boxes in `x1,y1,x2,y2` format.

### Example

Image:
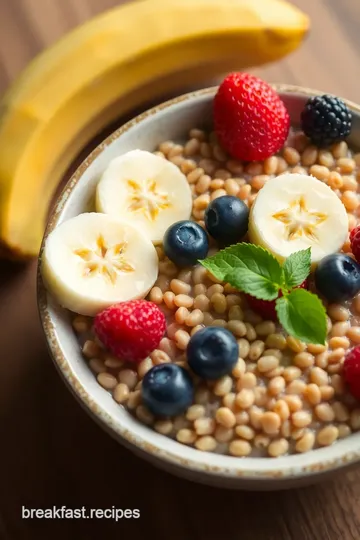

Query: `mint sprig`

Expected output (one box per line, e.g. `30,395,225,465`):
199,243,326,345
276,289,327,345
201,244,283,300
283,248,311,289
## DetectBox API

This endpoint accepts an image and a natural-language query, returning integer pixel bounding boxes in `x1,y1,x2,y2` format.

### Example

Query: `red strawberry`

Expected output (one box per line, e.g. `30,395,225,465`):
344,345,360,400
94,300,166,363
245,280,308,321
214,72,290,162
350,225,360,262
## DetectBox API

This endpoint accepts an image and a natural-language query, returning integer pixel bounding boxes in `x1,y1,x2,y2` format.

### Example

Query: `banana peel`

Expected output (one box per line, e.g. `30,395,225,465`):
0,0,309,259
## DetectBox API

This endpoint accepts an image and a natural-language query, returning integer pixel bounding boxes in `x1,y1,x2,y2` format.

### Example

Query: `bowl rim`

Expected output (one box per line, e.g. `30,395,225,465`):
37,84,360,482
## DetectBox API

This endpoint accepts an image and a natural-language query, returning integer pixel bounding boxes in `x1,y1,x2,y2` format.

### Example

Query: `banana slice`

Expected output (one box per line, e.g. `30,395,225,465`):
248,173,348,267
41,212,158,316
96,149,193,244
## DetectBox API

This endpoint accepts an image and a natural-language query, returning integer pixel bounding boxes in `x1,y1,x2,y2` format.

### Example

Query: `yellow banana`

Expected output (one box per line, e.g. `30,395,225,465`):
0,0,309,259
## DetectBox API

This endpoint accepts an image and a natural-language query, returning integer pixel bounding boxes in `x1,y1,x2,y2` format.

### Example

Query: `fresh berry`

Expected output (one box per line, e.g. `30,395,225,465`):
343,346,360,400
315,253,360,303
245,295,278,321
187,327,238,380
245,280,308,321
142,364,194,417
94,300,166,363
350,225,360,262
204,196,249,247
350,226,359,243
301,95,352,147
163,220,209,267
213,72,290,161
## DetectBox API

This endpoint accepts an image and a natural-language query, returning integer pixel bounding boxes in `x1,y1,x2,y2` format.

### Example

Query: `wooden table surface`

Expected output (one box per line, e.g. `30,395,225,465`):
1,1,360,539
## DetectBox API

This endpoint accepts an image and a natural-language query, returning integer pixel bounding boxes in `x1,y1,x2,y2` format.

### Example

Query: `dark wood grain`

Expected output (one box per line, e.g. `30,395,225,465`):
1,1,360,539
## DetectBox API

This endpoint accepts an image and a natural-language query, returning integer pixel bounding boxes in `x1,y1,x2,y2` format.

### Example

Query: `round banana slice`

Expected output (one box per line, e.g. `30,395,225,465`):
96,149,193,244
41,213,158,316
248,173,348,267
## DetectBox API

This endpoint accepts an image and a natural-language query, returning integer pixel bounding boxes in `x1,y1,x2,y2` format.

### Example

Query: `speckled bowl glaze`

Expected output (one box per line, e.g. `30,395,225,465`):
37,85,360,490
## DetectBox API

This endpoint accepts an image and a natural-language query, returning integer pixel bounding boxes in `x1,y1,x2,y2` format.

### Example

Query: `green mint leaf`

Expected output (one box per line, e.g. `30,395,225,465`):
200,243,283,301
283,248,311,289
225,268,280,300
276,288,327,345
199,244,245,282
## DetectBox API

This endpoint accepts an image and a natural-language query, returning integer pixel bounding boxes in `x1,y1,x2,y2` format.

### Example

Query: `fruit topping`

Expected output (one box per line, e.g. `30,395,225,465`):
350,226,359,243
142,364,194,417
187,327,239,380
213,72,290,161
204,195,249,247
314,253,360,303
0,1,309,261
96,150,193,244
350,225,360,263
343,345,360,400
94,300,166,363
248,173,348,268
245,279,308,321
41,213,158,317
200,243,327,345
301,95,352,147
163,220,209,267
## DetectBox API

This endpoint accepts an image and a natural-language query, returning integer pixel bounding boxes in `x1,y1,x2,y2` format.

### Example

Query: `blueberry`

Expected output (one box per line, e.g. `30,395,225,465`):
315,253,360,302
163,220,209,267
142,364,194,417
204,196,249,246
187,327,239,380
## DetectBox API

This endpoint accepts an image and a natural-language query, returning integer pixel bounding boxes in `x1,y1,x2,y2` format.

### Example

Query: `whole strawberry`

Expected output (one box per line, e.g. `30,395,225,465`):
94,300,166,363
245,279,308,321
343,345,360,400
214,72,290,162
350,225,360,262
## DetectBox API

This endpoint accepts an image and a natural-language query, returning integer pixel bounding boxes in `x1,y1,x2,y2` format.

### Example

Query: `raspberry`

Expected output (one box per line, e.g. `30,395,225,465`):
343,346,360,400
94,300,166,363
213,72,290,162
350,225,360,263
350,227,358,242
244,295,278,321
245,280,308,321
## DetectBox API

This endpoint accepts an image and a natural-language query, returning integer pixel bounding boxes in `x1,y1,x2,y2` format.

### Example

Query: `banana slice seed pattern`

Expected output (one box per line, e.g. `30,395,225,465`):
272,196,328,242
74,235,135,284
127,178,171,221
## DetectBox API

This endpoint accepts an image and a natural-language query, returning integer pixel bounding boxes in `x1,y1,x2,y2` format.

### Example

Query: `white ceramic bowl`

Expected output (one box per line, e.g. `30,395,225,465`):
38,85,360,490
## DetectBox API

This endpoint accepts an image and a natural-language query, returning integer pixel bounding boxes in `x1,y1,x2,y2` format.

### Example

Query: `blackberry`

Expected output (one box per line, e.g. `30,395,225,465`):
301,94,352,147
